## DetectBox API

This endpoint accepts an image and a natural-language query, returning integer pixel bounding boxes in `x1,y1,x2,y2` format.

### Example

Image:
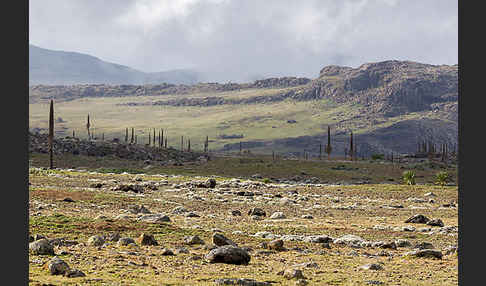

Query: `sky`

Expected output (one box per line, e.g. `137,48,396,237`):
29,0,458,82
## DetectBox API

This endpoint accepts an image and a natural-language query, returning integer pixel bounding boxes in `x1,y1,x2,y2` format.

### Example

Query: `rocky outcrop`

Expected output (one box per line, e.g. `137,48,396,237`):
28,131,207,164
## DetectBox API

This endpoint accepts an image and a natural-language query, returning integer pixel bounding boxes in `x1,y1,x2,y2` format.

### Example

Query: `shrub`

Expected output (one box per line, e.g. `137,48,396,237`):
435,171,451,186
402,170,416,185
262,178,271,184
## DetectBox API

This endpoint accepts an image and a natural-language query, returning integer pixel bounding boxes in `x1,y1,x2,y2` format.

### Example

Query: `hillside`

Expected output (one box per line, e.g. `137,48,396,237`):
28,60,457,157
29,44,200,85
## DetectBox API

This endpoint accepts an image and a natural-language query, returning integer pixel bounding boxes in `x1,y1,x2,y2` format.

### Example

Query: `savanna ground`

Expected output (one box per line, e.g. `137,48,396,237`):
28,152,458,285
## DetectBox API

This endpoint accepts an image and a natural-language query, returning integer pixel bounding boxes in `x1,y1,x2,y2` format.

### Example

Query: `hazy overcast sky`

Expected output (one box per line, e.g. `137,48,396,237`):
29,0,458,82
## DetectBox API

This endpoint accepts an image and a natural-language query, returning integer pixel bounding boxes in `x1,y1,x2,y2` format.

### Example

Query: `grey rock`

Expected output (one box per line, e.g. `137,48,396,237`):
426,219,444,227
214,278,271,286
29,239,54,255
136,233,158,246
405,214,430,224
205,245,251,265
213,233,238,247
359,263,383,271
268,239,285,251
118,237,136,246
395,239,412,248
137,213,171,223
161,248,175,256
87,235,105,247
269,212,286,219
333,234,365,247
229,210,242,216
184,235,205,245
414,242,434,250
64,269,86,278
248,208,266,217
283,269,305,280
405,249,443,259
47,256,70,275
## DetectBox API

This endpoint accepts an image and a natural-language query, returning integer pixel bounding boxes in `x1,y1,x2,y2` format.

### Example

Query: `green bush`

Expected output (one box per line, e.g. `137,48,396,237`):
402,170,416,185
435,171,451,186
262,178,271,184
371,154,384,160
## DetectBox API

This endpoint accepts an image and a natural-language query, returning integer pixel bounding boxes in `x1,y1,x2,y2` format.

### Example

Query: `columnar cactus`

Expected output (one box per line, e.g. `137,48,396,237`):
86,114,91,141
49,100,54,169
325,126,332,160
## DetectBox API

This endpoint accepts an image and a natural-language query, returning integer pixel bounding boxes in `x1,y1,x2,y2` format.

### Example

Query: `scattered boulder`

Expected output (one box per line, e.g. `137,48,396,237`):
414,242,434,250
105,232,121,242
64,269,86,278
29,239,54,255
172,206,188,214
305,235,333,244
128,205,151,214
229,210,242,216
248,208,266,217
118,237,136,246
301,214,313,219
359,263,383,271
205,245,251,265
268,239,285,251
214,278,271,286
87,235,105,247
283,269,305,280
184,235,205,245
161,248,175,256
333,234,365,247
404,249,443,259
395,239,412,248
213,233,238,247
46,256,70,275
270,212,286,219
136,233,158,246
426,219,444,227
185,211,200,218
175,247,190,254
405,214,430,224
137,213,171,223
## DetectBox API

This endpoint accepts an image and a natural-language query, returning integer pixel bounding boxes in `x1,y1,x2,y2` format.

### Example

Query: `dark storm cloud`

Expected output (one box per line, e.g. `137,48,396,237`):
29,0,457,82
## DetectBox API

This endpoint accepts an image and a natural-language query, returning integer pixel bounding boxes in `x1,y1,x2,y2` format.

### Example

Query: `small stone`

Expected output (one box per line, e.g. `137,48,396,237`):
405,214,430,224
295,279,308,286
301,214,313,219
283,269,305,280
185,211,200,218
161,248,174,256
359,263,383,271
136,233,158,246
62,197,75,202
137,213,171,223
426,219,444,227
172,206,188,214
118,237,136,246
270,212,286,219
405,249,443,259
395,239,412,248
174,247,190,254
268,239,285,251
229,210,242,216
414,242,434,250
87,235,105,247
248,208,266,217
64,269,86,278
184,235,205,245
105,232,121,242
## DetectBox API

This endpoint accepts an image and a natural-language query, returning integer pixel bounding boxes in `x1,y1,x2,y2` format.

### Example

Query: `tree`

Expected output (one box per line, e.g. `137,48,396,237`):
349,131,354,161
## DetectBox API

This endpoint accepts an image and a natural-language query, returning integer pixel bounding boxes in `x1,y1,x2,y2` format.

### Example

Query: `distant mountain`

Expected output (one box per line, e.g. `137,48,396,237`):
29,44,201,85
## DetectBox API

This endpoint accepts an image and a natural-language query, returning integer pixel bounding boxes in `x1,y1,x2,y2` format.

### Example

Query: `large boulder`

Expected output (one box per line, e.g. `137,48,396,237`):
405,214,430,224
29,239,54,255
205,245,251,265
46,256,70,275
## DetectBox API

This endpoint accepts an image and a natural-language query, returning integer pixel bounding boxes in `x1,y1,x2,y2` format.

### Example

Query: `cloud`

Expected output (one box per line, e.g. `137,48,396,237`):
29,0,458,82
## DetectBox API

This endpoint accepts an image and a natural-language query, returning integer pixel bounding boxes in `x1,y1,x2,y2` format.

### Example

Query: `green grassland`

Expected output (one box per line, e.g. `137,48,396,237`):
29,88,435,154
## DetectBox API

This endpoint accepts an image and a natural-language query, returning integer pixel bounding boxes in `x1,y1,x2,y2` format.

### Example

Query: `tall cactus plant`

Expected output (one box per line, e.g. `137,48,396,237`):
86,114,91,140
49,100,54,169
325,126,332,160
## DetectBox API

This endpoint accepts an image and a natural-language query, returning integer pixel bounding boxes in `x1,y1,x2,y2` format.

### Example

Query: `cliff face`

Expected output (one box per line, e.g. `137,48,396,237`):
303,60,458,117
